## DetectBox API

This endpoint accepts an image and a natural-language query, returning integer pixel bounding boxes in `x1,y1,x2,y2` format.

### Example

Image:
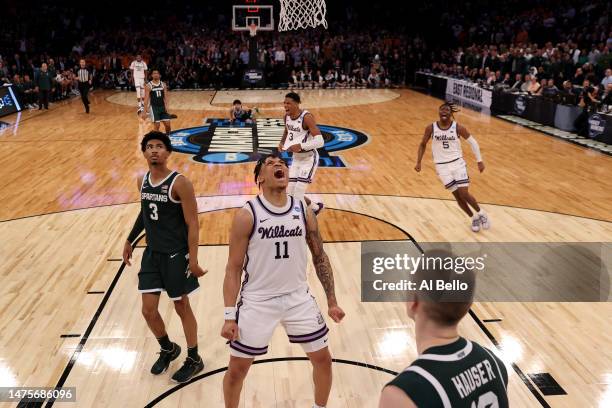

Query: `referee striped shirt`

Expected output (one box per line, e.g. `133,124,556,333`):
78,68,90,83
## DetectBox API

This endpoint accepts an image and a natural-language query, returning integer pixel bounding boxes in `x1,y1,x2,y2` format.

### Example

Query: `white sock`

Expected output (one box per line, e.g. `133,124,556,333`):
313,405,325,408
472,214,480,220
478,209,486,216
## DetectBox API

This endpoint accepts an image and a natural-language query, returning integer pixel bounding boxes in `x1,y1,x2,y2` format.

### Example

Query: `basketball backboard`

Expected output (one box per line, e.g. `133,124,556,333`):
232,5,274,31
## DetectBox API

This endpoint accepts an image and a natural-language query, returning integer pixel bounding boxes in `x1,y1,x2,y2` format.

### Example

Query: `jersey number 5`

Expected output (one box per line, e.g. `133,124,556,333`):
275,241,289,259
149,203,159,220
443,141,449,149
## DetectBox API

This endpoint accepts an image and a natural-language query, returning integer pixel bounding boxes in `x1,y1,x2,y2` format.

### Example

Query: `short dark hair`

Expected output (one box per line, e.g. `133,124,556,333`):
285,92,301,103
141,131,172,152
439,102,460,112
233,99,241,105
254,152,288,184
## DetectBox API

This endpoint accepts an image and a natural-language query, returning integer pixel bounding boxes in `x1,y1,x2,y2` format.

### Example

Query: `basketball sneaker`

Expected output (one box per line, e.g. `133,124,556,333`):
471,215,481,232
150,343,181,375
479,212,490,230
171,356,204,383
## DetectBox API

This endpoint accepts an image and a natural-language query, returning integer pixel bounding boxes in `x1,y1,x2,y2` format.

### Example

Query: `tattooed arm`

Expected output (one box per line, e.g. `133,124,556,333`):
305,204,345,323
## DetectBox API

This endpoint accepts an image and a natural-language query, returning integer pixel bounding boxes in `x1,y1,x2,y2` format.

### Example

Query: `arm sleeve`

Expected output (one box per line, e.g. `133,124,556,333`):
300,134,324,151
465,136,482,162
127,210,145,243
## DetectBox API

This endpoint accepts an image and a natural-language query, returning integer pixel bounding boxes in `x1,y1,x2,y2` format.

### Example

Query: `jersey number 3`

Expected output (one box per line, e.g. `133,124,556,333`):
274,241,289,259
149,203,159,220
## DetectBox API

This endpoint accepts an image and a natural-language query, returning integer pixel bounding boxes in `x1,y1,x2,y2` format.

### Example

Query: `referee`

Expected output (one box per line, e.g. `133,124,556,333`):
77,59,92,113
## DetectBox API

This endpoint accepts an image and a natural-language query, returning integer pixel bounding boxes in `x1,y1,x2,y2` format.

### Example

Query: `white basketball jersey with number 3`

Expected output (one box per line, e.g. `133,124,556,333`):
284,110,312,153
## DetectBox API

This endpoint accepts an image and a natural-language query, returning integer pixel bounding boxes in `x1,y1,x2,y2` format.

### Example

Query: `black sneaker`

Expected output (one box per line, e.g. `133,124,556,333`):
171,356,204,383
150,343,181,375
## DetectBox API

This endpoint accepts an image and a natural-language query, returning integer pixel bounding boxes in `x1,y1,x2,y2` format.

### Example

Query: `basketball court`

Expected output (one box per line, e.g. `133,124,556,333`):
0,1,611,408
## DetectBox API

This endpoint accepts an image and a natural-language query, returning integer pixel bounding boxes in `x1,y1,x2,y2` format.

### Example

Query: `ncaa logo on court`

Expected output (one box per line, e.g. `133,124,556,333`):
169,118,369,167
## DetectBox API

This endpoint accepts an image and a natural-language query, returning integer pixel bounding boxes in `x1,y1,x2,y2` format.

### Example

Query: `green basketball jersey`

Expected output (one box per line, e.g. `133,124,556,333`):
148,80,165,107
140,171,188,253
387,337,508,408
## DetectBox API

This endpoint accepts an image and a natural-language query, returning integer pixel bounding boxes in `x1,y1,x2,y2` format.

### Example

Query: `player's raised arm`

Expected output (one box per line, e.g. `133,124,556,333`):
457,123,485,173
221,208,253,340
278,125,288,152
163,82,170,112
415,124,433,172
143,82,151,115
122,175,145,266
305,205,345,323
300,113,324,151
173,176,207,277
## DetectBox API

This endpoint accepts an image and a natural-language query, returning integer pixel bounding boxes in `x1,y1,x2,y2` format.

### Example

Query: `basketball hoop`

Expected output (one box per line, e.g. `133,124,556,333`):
278,0,328,31
248,23,258,37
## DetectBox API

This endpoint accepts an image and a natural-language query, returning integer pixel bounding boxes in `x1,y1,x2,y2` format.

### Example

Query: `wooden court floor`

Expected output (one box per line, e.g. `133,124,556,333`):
0,89,610,407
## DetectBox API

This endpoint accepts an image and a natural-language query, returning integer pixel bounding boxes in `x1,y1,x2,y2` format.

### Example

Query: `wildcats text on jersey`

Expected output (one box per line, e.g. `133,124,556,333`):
258,224,303,239
169,118,369,167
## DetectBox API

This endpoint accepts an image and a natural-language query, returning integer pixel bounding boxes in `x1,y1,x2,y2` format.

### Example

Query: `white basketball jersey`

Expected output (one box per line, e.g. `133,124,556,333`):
130,61,148,79
284,110,316,158
241,194,308,301
431,121,463,164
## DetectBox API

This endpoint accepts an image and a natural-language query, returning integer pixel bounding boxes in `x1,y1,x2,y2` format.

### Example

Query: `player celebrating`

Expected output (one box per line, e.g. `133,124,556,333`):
122,131,206,383
278,92,325,215
221,153,345,408
379,249,508,407
143,70,176,135
130,54,148,114
415,103,490,232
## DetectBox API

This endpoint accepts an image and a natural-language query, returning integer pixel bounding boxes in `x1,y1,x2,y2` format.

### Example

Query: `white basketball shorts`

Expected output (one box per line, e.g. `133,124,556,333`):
435,157,469,192
134,78,145,97
288,151,319,200
229,287,329,358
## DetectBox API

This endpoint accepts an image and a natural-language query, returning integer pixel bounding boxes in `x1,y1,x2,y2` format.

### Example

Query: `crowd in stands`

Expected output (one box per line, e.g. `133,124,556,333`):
418,0,612,116
0,1,406,109
0,0,610,119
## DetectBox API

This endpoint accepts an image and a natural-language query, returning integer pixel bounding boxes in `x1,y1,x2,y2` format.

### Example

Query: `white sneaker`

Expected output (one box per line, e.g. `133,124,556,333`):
479,212,490,230
471,216,481,232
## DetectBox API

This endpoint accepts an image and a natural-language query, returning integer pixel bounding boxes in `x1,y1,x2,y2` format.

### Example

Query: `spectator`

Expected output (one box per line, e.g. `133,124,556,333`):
572,67,585,86
510,73,523,91
601,69,612,89
602,83,612,108
542,79,559,98
520,74,533,92
22,74,37,108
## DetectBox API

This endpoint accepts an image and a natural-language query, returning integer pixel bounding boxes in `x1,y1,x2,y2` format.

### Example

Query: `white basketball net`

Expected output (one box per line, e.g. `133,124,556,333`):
278,0,328,31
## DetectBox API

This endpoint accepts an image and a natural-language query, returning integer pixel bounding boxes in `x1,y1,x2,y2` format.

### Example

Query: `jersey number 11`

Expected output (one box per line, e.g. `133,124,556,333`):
275,241,289,259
